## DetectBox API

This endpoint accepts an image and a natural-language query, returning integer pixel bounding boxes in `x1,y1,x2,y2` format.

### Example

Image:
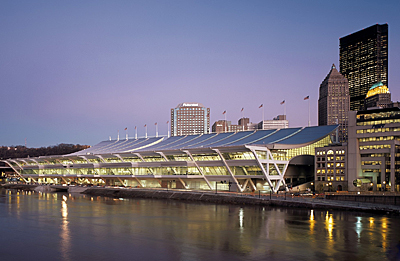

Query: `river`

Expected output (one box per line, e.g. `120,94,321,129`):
1,189,400,261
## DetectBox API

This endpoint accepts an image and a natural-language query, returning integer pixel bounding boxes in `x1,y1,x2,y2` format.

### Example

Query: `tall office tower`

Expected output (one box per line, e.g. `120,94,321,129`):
171,103,210,136
340,24,388,111
318,64,350,142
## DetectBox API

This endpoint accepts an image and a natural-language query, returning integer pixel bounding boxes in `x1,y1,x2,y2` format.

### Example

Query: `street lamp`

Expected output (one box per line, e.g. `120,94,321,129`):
382,180,386,191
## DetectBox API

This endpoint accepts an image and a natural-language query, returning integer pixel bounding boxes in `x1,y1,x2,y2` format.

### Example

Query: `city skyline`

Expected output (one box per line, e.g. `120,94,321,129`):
1,1,400,147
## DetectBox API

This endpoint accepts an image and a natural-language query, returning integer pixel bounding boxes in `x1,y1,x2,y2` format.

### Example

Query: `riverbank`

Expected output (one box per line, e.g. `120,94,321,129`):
82,187,400,215
3,184,400,215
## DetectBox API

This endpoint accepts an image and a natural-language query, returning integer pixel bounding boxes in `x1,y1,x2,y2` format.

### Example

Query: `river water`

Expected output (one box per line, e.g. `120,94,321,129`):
1,189,400,261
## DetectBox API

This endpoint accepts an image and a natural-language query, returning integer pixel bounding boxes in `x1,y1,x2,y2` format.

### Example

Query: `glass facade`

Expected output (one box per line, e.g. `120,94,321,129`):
4,127,336,193
340,24,388,111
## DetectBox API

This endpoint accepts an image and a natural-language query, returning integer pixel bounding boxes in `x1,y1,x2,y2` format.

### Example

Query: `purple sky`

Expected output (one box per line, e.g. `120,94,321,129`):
1,0,400,147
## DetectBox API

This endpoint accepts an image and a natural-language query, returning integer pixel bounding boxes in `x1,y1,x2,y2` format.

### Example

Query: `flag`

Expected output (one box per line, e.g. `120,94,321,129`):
166,121,169,124
304,96,309,100
135,126,137,129
124,127,127,130
280,100,285,105
241,107,244,112
259,104,263,108
144,124,147,127
155,122,157,125
222,110,226,115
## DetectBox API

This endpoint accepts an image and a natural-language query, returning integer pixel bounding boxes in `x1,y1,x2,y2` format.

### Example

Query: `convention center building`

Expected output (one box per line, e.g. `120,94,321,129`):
2,126,337,193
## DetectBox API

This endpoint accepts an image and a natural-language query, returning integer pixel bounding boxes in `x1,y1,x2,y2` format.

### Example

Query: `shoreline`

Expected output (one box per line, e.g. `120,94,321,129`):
3,184,400,215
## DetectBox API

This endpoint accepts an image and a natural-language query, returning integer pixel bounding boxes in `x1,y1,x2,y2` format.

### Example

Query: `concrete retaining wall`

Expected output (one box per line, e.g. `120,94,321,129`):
82,188,400,215
326,194,400,206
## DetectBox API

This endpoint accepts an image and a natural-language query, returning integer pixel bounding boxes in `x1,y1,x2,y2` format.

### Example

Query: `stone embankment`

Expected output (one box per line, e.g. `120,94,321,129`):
82,187,400,215
2,184,38,190
3,184,400,215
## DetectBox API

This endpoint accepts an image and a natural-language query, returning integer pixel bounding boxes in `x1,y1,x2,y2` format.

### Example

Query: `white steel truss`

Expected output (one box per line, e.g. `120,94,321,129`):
246,145,289,193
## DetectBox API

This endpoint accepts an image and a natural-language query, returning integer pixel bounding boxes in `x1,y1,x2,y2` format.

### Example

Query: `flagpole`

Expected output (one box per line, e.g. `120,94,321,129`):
135,126,137,139
145,125,147,138
125,128,128,140
224,111,227,132
284,103,286,117
155,122,158,137
241,108,244,131
263,106,265,123
117,130,120,141
167,121,170,138
259,104,264,129
308,99,310,127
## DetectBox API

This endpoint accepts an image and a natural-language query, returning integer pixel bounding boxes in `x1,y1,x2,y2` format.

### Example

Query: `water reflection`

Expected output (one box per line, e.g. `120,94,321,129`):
60,195,70,260
0,189,400,261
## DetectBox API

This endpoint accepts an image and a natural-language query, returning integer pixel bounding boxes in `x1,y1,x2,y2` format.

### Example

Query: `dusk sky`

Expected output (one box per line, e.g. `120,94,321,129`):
1,0,399,148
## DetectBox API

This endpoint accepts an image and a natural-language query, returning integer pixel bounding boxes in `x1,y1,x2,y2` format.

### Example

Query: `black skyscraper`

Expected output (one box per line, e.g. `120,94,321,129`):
340,24,388,111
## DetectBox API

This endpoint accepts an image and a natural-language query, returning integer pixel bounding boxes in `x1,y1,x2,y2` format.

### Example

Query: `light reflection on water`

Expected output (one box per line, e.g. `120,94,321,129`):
0,189,400,261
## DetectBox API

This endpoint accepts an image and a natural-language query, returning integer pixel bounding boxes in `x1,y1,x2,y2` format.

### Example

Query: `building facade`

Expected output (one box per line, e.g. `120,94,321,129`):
315,145,347,192
340,24,388,111
318,64,350,142
171,103,210,136
348,107,400,192
258,115,289,130
212,116,288,134
212,118,249,133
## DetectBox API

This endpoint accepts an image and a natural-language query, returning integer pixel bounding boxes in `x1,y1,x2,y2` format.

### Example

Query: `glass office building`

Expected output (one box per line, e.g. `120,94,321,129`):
340,24,388,111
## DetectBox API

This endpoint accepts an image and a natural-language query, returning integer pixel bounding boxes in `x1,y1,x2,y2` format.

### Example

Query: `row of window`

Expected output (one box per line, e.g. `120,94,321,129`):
317,176,345,181
316,169,345,174
357,127,400,134
357,111,400,121
316,149,345,155
317,163,345,168
20,165,263,176
316,156,345,162
359,136,396,142
360,144,391,150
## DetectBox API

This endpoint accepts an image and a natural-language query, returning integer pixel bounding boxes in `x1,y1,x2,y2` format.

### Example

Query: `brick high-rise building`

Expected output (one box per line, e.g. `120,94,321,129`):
318,64,350,142
171,103,210,136
340,24,388,111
